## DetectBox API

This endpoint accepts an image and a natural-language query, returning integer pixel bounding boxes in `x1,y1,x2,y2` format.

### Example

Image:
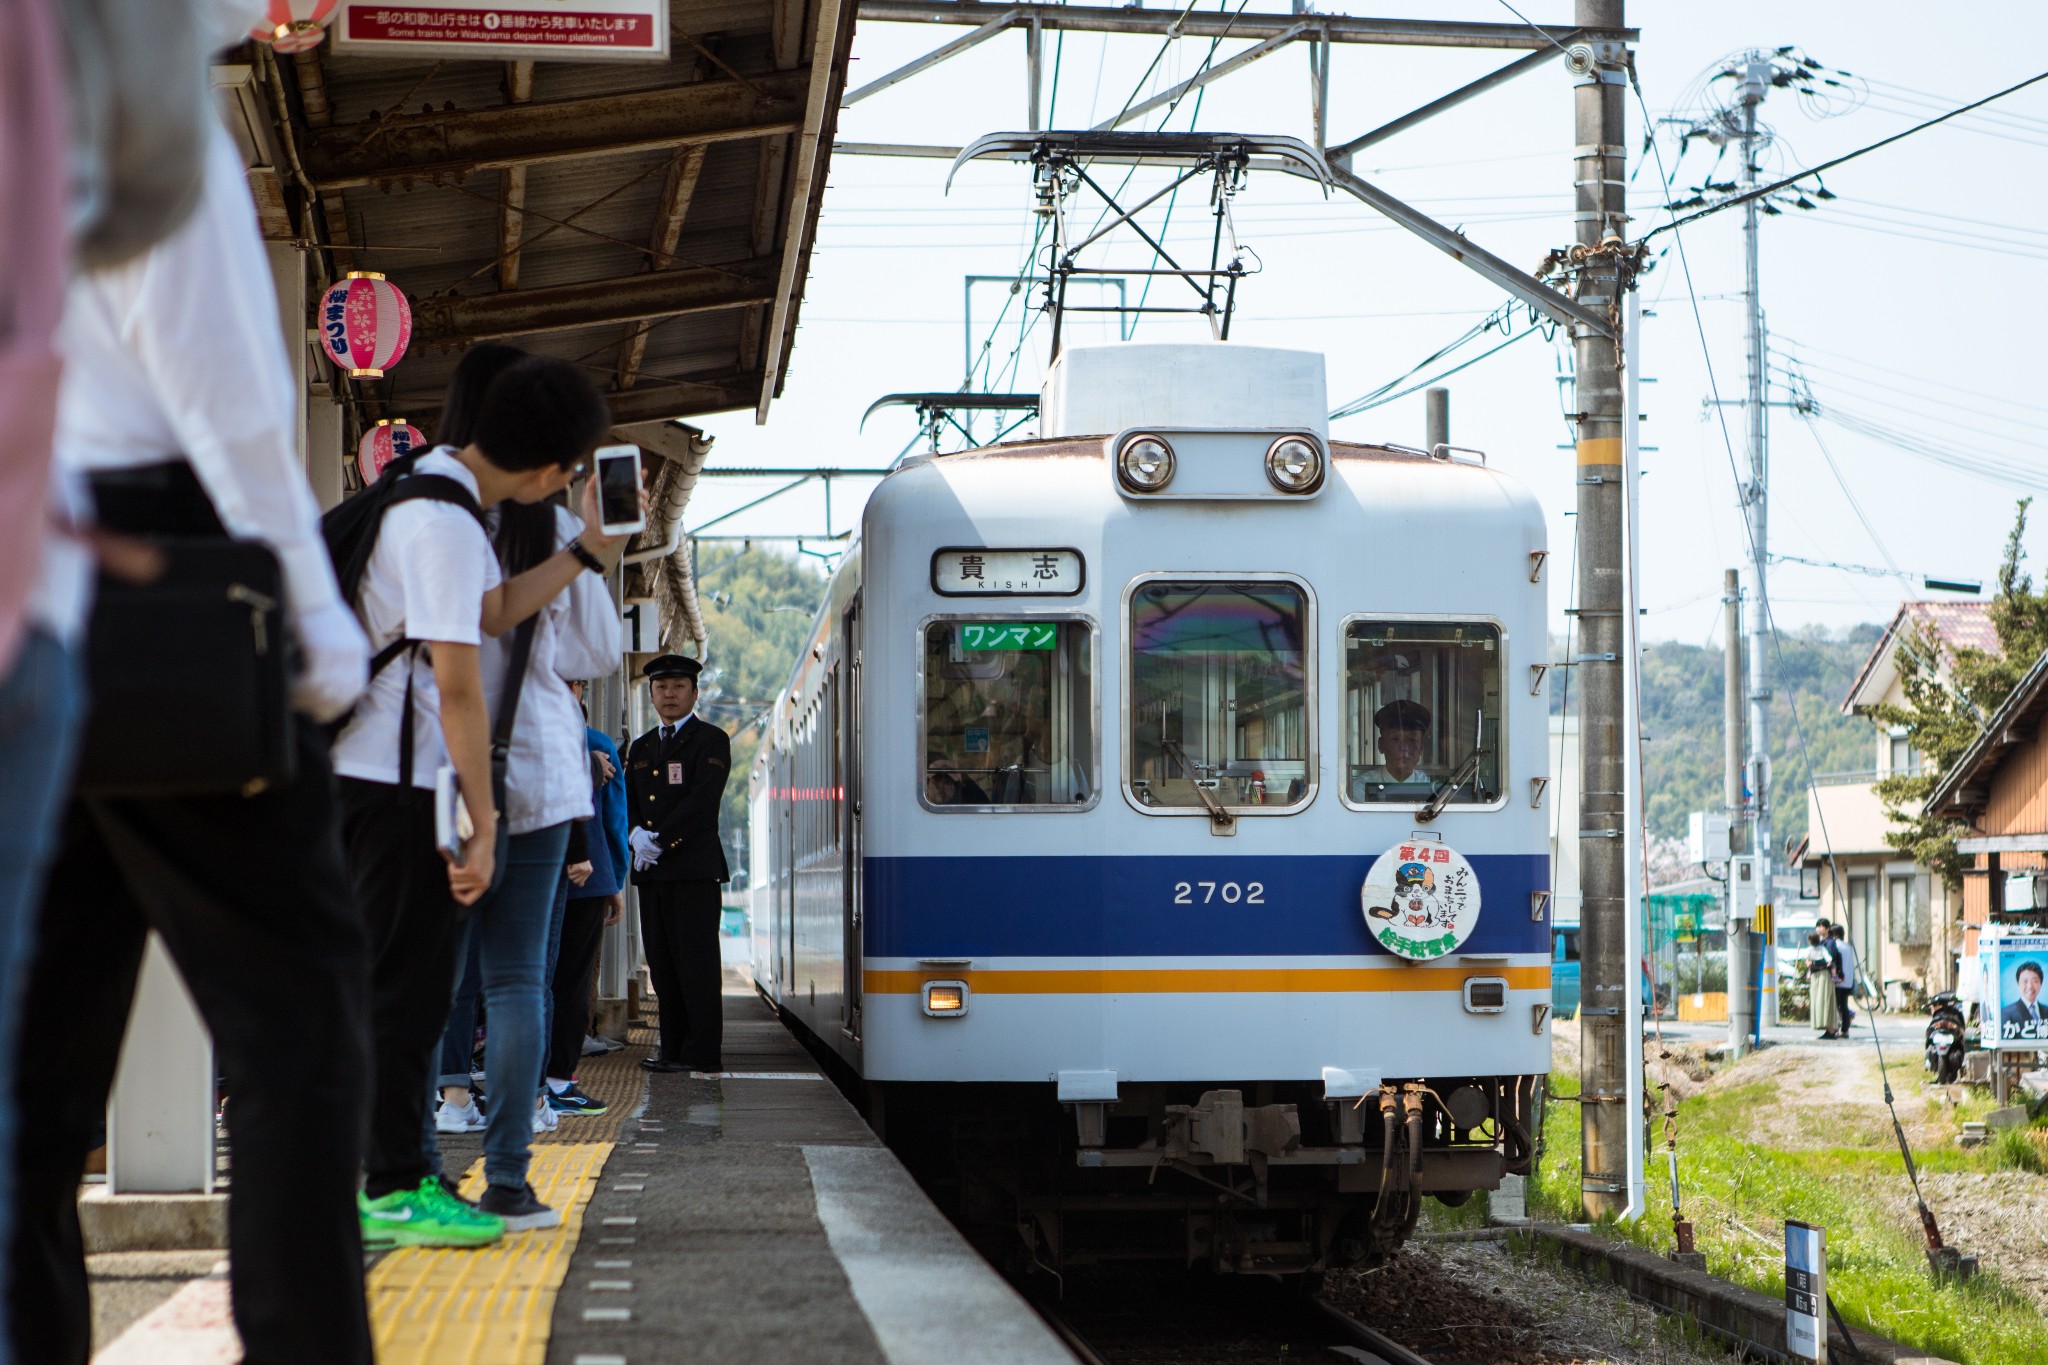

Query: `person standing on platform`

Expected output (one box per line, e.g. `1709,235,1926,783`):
8,117,375,1364
545,681,629,1114
626,655,731,1073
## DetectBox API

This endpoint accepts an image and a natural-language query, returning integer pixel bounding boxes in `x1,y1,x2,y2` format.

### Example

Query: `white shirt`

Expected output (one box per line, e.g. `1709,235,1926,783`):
331,449,502,787
485,504,621,833
45,119,367,716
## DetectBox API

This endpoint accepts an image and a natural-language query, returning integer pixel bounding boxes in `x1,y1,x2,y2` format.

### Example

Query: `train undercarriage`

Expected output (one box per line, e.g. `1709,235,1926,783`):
869,1073,1541,1280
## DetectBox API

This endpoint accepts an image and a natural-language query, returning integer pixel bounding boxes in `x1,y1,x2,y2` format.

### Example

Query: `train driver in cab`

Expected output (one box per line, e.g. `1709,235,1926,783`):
1350,699,1434,801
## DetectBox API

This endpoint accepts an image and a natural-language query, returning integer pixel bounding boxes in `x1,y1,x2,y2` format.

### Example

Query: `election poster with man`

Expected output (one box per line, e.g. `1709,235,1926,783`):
1984,934,2048,1049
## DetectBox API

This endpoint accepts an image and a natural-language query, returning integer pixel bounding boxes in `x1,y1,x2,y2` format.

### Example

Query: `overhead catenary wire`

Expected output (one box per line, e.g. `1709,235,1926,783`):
1644,65,2048,242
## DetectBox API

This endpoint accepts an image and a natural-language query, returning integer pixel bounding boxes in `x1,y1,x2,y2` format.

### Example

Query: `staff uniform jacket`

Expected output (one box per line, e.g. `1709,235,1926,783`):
482,503,622,835
625,712,731,884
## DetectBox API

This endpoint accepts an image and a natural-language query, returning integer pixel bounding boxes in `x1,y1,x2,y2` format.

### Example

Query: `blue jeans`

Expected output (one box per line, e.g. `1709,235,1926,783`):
422,821,570,1191
0,629,84,1365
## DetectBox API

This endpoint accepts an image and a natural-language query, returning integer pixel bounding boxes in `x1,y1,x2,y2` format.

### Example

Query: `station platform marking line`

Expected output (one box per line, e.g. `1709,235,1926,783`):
367,1141,614,1365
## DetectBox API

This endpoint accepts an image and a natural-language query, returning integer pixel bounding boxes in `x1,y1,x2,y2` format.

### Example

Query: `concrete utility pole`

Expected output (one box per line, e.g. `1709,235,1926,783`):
1724,568,1752,1055
1573,0,1633,1221
1735,56,1774,1036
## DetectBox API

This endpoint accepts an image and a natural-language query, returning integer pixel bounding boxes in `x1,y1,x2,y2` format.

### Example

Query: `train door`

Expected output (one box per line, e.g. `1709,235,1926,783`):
841,595,863,1040
778,747,795,993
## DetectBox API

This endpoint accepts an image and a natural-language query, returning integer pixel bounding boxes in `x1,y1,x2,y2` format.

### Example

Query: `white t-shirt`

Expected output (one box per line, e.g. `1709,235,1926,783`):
332,449,502,788
484,503,621,833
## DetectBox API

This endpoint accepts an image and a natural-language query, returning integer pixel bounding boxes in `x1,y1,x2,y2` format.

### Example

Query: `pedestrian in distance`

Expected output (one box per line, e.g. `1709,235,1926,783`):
1806,930,1842,1038
333,354,638,1249
626,655,733,1074
8,115,377,1364
1828,922,1859,1035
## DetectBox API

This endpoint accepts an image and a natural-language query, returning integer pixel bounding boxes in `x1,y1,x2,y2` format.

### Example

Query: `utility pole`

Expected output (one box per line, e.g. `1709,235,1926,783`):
1573,0,1633,1221
1735,56,1774,1035
1724,568,1752,1055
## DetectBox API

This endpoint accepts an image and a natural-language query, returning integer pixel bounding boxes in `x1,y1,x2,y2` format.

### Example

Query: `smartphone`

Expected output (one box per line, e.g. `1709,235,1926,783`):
435,765,475,864
593,444,646,537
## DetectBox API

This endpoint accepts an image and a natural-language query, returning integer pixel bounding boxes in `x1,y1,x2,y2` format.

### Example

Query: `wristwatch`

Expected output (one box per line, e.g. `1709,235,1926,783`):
567,539,607,575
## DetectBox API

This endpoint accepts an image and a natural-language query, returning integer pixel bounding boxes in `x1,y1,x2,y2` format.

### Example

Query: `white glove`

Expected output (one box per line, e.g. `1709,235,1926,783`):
629,827,663,871
289,598,370,723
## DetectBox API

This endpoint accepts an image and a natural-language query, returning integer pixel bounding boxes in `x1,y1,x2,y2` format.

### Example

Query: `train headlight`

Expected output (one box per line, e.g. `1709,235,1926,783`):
922,980,970,1017
1117,435,1176,492
1265,436,1324,493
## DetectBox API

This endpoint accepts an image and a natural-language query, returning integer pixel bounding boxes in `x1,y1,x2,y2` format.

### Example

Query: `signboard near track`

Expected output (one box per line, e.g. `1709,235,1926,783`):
334,2,670,61
1784,1220,1827,1362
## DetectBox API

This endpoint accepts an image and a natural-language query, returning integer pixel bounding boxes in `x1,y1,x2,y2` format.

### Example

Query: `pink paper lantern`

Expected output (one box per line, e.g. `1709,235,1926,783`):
318,272,412,379
356,420,425,486
251,0,341,54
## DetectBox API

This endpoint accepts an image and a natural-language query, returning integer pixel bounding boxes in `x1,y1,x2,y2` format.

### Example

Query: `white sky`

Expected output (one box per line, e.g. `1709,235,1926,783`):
686,1,2048,645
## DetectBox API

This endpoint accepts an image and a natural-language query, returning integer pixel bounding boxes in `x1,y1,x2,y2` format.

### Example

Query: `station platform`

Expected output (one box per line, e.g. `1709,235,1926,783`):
87,984,1072,1365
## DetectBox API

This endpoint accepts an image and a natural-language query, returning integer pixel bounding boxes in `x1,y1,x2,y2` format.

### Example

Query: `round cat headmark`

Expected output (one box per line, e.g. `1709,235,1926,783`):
1361,838,1481,961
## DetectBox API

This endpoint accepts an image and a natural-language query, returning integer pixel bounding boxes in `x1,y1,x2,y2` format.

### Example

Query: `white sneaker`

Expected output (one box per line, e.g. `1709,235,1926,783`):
581,1033,623,1056
532,1097,559,1133
436,1097,486,1133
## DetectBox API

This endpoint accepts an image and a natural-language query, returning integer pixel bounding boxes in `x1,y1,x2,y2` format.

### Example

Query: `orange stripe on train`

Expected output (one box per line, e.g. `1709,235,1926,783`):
862,965,1551,995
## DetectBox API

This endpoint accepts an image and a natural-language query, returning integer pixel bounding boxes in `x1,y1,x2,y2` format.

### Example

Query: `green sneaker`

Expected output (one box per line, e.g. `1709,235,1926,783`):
360,1177,505,1249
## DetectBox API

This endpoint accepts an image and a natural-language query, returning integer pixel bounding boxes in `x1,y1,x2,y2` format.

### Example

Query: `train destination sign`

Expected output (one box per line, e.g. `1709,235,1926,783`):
960,623,1057,652
1361,838,1481,961
334,2,670,61
933,547,1083,596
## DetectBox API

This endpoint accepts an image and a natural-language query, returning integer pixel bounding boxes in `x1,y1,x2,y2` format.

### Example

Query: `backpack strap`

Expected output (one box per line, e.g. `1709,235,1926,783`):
385,473,485,527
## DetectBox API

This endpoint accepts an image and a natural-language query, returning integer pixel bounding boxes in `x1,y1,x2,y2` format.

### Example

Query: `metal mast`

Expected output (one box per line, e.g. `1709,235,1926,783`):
1573,0,1633,1221
1735,56,1772,1044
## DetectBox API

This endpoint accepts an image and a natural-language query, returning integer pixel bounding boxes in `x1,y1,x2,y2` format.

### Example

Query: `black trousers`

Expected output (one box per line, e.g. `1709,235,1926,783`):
11,723,372,1365
548,896,608,1080
339,778,465,1199
1836,985,1855,1028
638,880,723,1067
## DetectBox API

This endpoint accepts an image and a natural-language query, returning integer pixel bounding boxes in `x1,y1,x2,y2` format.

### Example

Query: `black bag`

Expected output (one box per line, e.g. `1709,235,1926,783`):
73,468,295,799
318,449,488,785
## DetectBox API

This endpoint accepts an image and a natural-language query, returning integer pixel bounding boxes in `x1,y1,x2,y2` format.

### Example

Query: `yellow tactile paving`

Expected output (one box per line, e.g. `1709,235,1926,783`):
367,1141,614,1365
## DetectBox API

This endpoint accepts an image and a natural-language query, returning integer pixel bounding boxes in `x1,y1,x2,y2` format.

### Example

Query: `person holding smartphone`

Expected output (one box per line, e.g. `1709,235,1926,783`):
334,355,636,1248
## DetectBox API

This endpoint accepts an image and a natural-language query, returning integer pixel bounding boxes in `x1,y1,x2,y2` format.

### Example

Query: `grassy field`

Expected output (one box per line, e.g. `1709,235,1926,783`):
1527,1065,2048,1365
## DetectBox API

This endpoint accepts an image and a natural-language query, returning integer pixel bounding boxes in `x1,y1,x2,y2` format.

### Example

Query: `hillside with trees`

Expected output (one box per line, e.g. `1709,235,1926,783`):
1555,625,1884,849
692,547,832,885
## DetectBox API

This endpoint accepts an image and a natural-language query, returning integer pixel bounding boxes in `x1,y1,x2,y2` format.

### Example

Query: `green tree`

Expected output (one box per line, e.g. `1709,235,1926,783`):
693,548,833,884
1870,500,2048,885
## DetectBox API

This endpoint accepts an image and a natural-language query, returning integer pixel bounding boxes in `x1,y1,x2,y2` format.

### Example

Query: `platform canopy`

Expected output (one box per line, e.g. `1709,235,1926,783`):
244,0,856,462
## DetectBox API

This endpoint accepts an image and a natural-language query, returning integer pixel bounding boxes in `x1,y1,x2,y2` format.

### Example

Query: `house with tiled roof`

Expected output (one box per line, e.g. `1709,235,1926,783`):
1803,601,1995,1001
1926,647,2048,971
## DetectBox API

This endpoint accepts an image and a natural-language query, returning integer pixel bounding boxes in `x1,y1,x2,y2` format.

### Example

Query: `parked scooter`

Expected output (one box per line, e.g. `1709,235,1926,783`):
1924,990,1967,1084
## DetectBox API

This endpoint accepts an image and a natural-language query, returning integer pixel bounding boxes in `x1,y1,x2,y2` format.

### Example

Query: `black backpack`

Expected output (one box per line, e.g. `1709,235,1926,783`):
320,450,491,784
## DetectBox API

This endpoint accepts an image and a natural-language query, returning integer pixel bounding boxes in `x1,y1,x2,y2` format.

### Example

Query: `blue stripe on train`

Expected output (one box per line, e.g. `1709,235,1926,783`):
864,854,1550,959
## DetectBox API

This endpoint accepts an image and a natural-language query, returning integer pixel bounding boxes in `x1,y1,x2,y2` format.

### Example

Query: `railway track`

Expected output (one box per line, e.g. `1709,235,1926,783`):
1027,1273,1443,1365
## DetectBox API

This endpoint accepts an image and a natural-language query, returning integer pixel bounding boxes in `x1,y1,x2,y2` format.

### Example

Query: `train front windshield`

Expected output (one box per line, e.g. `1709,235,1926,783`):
921,620,1094,808
1343,620,1502,805
1127,581,1310,811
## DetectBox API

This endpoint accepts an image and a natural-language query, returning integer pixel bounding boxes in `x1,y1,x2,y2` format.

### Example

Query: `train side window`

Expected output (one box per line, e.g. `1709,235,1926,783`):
1125,578,1314,814
919,618,1096,810
1341,618,1503,808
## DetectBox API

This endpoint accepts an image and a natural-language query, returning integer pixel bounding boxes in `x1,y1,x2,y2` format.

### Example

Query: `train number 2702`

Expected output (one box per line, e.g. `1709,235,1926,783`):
1173,881,1265,905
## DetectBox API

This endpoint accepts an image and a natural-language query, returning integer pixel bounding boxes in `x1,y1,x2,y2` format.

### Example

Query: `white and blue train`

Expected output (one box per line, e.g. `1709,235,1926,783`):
748,342,1551,1276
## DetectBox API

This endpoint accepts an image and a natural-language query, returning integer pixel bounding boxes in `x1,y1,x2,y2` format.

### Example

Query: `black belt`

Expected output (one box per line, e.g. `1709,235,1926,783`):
88,460,226,537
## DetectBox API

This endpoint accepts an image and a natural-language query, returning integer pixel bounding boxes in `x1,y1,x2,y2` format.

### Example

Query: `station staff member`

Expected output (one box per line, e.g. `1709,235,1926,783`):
626,654,731,1073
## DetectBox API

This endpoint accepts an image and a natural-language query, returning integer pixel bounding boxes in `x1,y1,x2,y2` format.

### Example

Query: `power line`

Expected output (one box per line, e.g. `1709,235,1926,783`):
1644,66,2048,241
